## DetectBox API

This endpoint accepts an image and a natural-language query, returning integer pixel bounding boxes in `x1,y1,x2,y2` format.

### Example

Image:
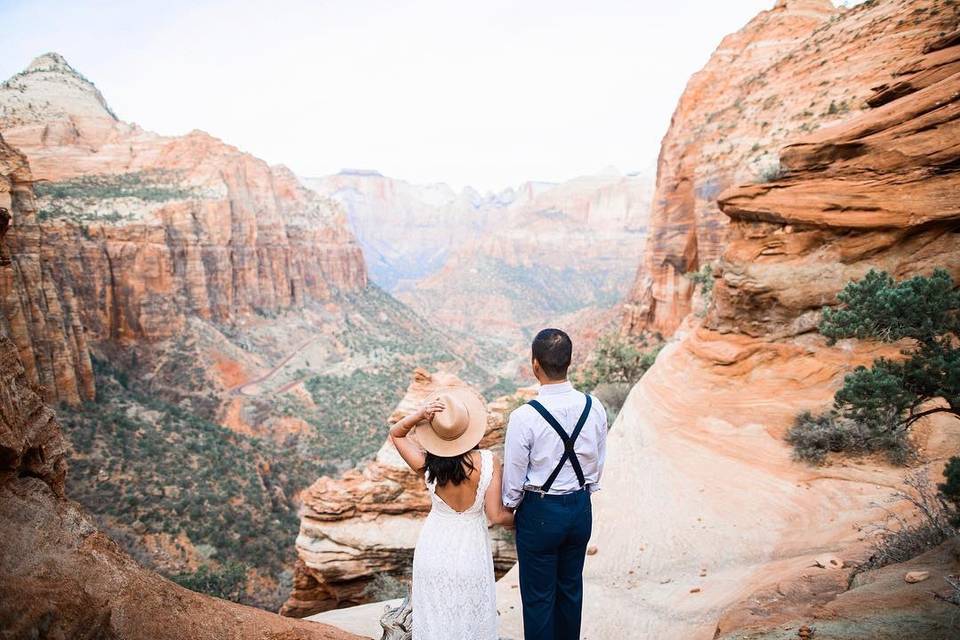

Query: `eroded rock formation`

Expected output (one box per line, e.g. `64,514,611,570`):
709,28,960,338
0,304,359,639
0,53,366,342
621,0,958,336
0,134,93,406
282,368,523,618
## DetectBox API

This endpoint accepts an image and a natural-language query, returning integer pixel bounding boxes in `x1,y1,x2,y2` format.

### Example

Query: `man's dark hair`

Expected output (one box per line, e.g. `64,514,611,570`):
531,328,572,380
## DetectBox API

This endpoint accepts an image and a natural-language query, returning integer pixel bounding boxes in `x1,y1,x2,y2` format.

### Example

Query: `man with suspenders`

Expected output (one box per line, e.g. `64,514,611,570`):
502,328,608,640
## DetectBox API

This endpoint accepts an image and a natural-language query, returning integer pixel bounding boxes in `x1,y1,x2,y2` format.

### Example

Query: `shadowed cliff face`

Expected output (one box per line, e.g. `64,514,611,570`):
0,53,367,342
621,0,958,337
0,134,94,406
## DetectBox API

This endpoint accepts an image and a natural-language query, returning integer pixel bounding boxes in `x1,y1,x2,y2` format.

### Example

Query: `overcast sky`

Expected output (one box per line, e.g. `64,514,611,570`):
1,0,854,191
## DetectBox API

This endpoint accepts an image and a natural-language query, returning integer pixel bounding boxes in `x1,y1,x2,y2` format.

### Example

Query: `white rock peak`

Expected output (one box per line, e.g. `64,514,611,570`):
1,52,118,124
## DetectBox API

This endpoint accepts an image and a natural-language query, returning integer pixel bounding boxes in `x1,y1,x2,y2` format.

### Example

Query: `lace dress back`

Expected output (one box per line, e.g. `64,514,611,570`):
412,449,497,640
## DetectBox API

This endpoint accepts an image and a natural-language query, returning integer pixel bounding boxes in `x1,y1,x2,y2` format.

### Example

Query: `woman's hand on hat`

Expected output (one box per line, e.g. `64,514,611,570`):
417,398,446,422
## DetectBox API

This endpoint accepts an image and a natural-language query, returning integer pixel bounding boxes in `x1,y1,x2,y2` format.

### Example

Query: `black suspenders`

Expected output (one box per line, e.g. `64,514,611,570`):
526,395,592,493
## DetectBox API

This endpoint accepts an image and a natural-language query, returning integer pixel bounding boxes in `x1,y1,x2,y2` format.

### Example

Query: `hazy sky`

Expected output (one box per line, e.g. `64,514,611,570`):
2,0,851,191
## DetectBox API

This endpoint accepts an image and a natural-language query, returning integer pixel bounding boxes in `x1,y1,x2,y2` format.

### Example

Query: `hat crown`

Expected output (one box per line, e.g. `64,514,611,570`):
431,393,470,441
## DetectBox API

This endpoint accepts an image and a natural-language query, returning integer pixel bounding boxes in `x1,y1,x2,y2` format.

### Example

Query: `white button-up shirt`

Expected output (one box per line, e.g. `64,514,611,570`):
502,380,608,508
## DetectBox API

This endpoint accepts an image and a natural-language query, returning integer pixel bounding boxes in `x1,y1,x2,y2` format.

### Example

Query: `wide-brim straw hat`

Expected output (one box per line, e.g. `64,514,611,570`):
413,387,487,457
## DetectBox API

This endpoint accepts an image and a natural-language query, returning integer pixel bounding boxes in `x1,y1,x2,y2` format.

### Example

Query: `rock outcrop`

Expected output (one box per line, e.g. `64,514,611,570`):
0,308,360,639
709,26,960,338
282,368,523,618
621,0,958,336
1,53,367,342
0,134,93,406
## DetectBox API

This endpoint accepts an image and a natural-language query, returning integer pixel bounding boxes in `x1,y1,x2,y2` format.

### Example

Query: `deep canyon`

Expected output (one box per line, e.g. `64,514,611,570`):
2,0,960,638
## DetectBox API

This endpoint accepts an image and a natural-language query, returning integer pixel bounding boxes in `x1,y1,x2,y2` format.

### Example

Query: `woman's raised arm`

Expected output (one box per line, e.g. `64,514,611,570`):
389,399,445,474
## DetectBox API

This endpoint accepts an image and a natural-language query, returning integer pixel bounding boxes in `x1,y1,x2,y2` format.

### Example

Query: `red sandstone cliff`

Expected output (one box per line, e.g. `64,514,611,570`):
622,0,957,337
0,53,366,343
0,134,93,406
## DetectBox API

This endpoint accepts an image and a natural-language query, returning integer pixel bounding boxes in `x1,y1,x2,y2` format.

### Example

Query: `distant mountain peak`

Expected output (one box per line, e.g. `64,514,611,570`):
1,52,118,124
26,52,75,74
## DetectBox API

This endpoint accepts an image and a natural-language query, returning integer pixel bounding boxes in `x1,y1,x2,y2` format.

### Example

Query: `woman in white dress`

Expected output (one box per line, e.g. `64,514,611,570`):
389,387,515,640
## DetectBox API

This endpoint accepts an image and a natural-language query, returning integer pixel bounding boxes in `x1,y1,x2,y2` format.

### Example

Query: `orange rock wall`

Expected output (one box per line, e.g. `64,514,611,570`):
622,0,958,336
1,55,367,343
0,135,93,405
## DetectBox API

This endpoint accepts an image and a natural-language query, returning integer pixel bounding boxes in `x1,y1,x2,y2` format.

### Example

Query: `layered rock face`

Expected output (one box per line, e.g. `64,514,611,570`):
709,26,960,338
309,169,652,346
282,368,523,618
0,331,361,639
0,134,93,405
622,0,958,336
1,53,366,342
497,8,960,639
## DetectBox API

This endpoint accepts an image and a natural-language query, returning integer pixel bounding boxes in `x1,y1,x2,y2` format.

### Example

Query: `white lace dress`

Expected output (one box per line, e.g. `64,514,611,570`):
412,448,497,640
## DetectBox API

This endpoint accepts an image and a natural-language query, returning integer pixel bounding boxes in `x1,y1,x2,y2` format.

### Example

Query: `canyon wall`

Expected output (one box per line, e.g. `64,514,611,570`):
621,0,957,336
309,169,652,347
282,368,523,618
0,53,366,343
0,134,93,406
0,331,361,639
498,4,960,638
0,53,478,607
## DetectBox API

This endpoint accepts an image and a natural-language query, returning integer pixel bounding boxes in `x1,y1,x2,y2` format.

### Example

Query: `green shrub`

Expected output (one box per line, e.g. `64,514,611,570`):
939,457,960,528
572,334,662,420
173,562,248,602
790,269,960,464
785,409,911,464
758,162,783,183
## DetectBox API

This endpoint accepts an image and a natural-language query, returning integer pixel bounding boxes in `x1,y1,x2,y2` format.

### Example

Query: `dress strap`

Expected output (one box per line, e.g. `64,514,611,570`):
472,449,493,510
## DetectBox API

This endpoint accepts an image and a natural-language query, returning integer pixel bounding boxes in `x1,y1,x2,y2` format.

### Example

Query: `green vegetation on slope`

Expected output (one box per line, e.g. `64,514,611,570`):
57,284,505,608
59,360,317,576
285,285,507,462
35,170,197,221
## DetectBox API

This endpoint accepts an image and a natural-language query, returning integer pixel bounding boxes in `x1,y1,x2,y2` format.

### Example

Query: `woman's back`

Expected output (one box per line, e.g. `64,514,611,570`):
414,448,497,639
431,450,484,513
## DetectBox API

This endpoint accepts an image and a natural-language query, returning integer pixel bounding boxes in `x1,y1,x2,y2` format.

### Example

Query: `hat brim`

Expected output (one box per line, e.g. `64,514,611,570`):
413,387,488,457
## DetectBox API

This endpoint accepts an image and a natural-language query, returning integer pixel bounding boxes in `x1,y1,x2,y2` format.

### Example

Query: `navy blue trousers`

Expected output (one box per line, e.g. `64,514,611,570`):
515,489,592,640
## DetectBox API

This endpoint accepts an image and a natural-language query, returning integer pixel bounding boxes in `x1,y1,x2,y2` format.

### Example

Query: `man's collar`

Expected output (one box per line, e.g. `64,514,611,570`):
537,380,573,396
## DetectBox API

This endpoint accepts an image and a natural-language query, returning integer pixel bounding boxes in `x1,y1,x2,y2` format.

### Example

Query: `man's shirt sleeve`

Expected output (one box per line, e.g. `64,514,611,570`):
589,397,608,494
502,408,531,508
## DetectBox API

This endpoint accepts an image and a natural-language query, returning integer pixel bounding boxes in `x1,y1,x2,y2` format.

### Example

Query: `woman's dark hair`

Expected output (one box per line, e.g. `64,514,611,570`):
423,448,478,486
532,327,572,379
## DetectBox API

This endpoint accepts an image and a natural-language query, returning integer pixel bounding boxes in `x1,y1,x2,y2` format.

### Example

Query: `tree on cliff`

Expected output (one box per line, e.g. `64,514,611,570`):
789,269,960,463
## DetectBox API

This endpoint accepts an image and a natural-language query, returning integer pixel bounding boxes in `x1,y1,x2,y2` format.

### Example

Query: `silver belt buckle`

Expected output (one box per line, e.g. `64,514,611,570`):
524,485,546,497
